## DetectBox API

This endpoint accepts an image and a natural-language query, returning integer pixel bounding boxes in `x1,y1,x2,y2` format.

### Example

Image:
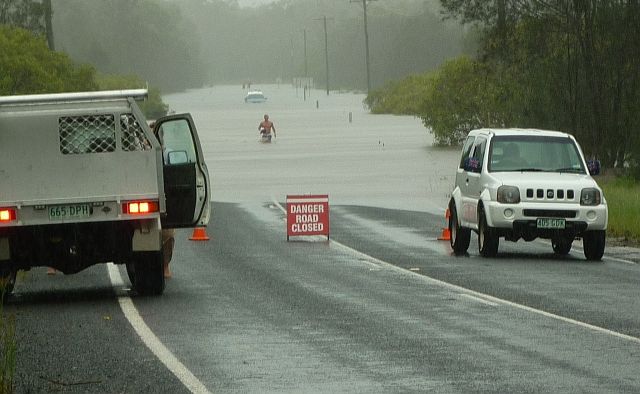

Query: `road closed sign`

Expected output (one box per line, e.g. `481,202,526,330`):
286,194,330,240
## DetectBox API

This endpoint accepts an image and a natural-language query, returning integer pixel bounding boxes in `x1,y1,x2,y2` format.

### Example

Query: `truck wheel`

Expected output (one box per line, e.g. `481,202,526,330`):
552,238,573,255
583,230,606,261
449,202,470,256
478,210,499,258
132,251,165,296
125,261,136,288
0,264,16,301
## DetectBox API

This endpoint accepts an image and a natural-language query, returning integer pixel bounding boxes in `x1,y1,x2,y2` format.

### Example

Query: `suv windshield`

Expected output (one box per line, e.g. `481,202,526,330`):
488,135,586,173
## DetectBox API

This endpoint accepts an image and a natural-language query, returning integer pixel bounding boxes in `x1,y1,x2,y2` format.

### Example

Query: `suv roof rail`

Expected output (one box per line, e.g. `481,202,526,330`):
0,89,148,106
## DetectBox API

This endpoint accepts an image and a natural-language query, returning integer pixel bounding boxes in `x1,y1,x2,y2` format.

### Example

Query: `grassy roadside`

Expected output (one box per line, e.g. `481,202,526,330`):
599,176,640,245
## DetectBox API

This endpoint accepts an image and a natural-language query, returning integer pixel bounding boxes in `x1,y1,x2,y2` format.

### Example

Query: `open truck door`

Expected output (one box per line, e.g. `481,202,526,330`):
153,114,211,228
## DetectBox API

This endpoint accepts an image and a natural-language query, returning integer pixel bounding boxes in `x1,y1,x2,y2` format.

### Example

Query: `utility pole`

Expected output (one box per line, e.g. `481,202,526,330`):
43,0,54,50
314,16,332,96
351,0,376,93
303,28,308,78
290,36,294,82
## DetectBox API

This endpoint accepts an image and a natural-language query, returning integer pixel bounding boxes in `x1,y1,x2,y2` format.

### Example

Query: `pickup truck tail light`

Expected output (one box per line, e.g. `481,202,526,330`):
0,208,17,222
122,201,160,215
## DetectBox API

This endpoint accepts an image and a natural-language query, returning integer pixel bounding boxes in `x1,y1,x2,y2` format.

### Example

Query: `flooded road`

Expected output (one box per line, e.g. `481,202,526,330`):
164,84,458,213
10,85,640,393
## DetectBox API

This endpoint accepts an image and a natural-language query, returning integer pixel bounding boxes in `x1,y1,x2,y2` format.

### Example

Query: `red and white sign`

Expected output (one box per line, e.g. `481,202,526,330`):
286,194,330,240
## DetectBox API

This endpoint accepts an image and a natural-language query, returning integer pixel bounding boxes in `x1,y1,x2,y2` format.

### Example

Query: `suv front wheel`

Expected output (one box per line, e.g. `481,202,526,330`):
449,201,470,255
478,209,499,258
583,230,605,261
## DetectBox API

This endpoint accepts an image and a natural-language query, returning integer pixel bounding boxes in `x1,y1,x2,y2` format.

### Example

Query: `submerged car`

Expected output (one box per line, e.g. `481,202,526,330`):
448,128,607,260
244,91,267,103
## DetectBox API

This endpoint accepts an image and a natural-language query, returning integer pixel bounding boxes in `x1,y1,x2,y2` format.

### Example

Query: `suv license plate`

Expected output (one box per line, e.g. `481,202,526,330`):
49,204,92,220
536,218,565,229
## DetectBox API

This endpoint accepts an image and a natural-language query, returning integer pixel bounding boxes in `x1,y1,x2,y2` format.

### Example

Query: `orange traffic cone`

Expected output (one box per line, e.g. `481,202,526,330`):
189,227,210,241
437,208,451,241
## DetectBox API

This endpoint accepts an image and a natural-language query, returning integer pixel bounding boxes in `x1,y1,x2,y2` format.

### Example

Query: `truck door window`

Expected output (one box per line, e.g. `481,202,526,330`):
157,119,197,165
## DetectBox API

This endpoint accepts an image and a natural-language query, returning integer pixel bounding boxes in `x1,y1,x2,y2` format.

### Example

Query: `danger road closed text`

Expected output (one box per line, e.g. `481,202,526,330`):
286,195,330,239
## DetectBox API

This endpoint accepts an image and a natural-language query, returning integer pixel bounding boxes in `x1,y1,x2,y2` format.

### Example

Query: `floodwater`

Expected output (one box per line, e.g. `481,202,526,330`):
163,84,459,214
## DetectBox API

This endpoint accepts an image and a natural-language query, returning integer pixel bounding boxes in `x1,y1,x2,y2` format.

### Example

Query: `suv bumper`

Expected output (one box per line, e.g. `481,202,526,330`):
485,201,607,236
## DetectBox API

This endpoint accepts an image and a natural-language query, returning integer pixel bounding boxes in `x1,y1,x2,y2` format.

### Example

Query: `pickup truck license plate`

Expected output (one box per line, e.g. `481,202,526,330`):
49,204,92,220
536,218,565,229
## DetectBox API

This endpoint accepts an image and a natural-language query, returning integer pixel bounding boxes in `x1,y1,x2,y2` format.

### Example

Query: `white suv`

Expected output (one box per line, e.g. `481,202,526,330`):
448,128,608,260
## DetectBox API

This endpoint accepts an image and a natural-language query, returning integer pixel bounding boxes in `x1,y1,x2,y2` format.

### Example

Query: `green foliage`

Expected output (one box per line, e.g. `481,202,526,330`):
420,56,516,145
0,25,98,95
96,74,168,120
0,25,168,120
370,0,640,166
439,1,640,168
364,74,433,115
0,0,45,35
366,56,517,145
600,177,640,243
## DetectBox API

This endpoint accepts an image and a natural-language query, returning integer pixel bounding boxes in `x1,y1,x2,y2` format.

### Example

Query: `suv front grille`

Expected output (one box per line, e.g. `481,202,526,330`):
526,188,575,201
523,209,577,218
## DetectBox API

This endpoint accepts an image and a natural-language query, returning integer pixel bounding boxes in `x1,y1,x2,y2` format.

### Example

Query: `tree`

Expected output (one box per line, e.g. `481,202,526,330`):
0,0,45,35
0,25,97,95
440,0,640,167
419,56,515,145
97,74,168,119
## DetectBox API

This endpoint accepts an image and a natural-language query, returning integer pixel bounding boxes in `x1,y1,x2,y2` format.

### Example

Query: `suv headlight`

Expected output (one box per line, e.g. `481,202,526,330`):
497,185,520,204
580,188,601,206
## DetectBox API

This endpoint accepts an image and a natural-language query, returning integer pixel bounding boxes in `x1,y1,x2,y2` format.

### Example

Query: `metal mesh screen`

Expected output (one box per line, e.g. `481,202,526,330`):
121,114,152,152
59,115,116,154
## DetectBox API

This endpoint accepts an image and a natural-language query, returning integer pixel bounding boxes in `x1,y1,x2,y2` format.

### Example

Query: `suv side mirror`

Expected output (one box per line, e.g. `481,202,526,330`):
464,157,481,173
587,159,601,176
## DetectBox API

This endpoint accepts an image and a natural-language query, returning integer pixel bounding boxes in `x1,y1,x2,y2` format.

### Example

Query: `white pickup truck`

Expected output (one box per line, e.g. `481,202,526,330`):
0,90,210,296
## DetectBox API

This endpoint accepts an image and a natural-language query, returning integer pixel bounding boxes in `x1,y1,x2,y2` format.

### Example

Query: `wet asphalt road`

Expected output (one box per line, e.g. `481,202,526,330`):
5,86,640,393
8,201,640,393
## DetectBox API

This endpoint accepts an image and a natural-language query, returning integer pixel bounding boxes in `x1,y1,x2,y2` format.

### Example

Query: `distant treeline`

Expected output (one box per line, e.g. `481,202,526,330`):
366,1,640,171
48,0,468,92
0,14,167,118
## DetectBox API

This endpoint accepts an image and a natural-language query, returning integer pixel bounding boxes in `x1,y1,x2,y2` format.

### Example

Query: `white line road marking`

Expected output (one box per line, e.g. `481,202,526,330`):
604,256,637,265
459,293,499,307
357,258,384,270
272,198,640,345
107,264,211,394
